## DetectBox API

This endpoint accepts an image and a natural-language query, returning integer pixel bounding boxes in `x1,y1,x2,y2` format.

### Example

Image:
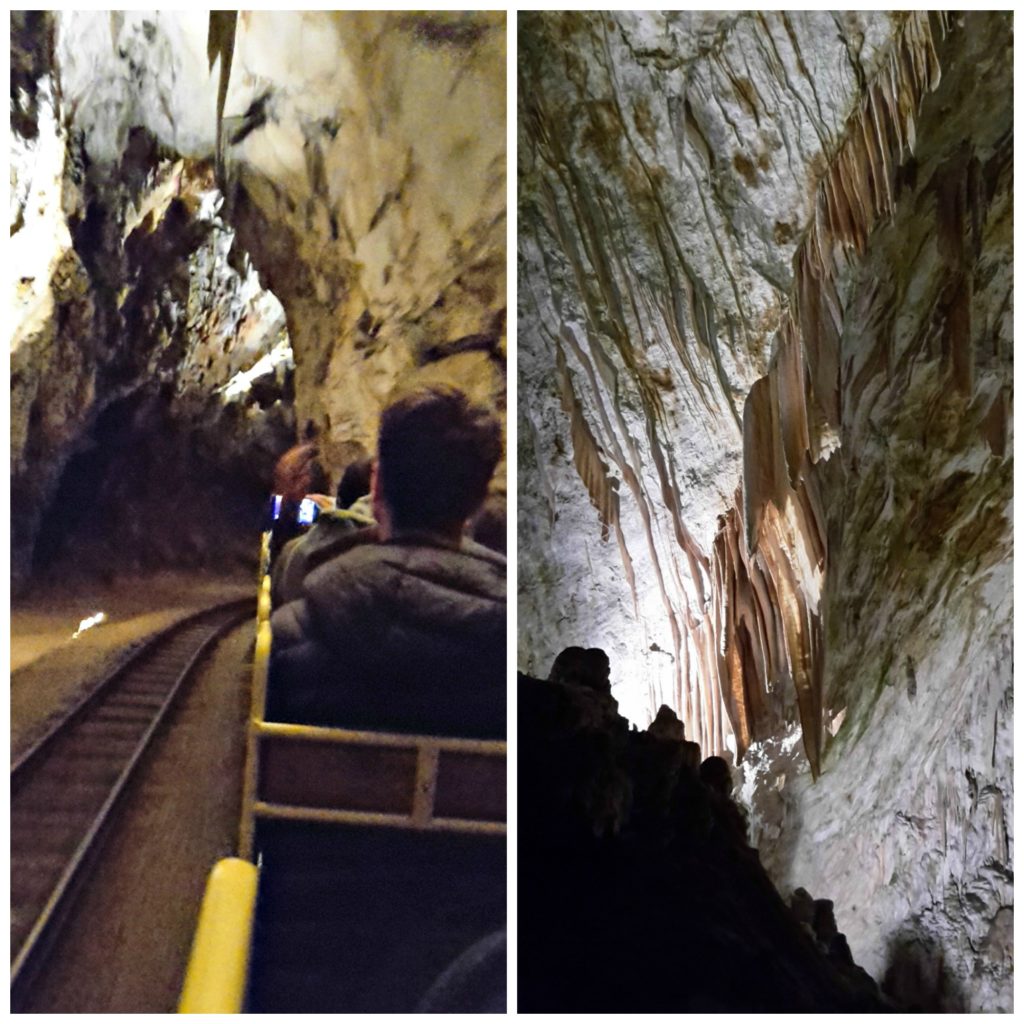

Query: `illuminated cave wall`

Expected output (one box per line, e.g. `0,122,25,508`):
11,11,506,585
11,13,293,582
518,10,904,735
518,11,1011,1010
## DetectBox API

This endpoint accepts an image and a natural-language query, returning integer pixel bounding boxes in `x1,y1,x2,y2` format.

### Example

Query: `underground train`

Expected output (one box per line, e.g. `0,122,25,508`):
178,526,507,1013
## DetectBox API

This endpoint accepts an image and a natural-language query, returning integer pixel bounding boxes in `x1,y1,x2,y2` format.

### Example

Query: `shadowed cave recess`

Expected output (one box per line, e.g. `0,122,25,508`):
518,11,1011,1011
11,10,507,593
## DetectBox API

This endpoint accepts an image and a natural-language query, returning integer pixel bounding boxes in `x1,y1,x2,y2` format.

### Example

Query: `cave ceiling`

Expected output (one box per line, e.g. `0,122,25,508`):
10,11,506,583
56,9,507,447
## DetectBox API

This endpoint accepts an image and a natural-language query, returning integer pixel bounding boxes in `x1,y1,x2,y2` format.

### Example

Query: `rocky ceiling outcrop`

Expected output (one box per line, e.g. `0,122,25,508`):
11,28,292,581
519,11,1011,1010
11,11,506,584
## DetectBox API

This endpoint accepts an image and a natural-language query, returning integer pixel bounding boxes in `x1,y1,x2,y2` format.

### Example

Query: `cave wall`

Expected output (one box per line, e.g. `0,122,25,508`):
52,10,507,476
11,11,507,585
11,14,293,583
518,11,1011,1011
744,19,1013,1005
518,11,904,730
224,12,508,479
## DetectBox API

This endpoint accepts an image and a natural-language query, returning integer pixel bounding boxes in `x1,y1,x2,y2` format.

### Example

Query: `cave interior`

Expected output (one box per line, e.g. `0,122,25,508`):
517,10,1012,1012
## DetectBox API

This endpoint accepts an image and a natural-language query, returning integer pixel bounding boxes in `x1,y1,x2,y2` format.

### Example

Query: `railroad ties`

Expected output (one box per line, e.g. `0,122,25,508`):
10,599,253,1009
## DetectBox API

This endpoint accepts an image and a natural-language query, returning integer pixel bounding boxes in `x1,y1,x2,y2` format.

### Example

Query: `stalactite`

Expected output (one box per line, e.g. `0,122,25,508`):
776,323,810,489
555,340,620,543
722,10,950,774
206,12,238,183
525,11,956,774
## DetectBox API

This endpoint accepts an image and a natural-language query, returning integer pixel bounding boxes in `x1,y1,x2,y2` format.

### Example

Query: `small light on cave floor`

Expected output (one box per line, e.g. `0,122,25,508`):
72,612,107,639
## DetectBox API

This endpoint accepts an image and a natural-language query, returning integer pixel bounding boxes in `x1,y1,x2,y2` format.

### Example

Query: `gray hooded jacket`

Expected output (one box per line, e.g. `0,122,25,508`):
269,532,506,738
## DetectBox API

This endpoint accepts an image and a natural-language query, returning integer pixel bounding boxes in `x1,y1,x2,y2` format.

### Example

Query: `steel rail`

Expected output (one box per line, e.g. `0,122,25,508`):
12,597,252,778
10,599,254,1009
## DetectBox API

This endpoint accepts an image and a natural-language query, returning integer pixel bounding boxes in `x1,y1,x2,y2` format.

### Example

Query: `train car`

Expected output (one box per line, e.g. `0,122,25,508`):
179,552,507,1013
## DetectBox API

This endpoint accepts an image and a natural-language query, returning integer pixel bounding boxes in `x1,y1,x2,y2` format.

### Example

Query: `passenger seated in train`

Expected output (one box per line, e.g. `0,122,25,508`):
268,384,506,738
270,456,377,607
267,441,333,563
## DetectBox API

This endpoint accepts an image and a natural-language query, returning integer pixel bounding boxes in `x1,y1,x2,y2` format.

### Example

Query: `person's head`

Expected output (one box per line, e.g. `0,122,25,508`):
336,457,374,510
274,442,328,502
374,384,502,537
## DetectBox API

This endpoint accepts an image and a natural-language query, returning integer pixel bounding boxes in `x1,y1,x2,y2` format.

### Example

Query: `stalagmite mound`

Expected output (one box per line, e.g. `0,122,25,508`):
518,670,889,1012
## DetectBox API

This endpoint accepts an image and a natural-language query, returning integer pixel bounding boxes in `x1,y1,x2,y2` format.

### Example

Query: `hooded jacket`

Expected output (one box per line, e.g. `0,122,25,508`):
270,503,377,608
269,532,506,738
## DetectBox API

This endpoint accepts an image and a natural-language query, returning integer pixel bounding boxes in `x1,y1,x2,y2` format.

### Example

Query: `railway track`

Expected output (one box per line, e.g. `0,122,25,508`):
10,598,254,1009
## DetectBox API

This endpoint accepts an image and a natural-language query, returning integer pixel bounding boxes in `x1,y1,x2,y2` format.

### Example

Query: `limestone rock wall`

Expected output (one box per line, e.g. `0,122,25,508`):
11,11,506,583
52,10,507,478
519,11,902,732
11,16,289,582
222,11,507,482
519,11,1012,1011
745,17,1013,1005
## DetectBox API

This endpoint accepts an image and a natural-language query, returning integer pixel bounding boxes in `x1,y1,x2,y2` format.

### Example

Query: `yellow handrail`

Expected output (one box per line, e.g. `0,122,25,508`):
257,530,271,580
178,858,259,1014
254,719,506,755
239,619,272,860
256,574,272,626
238,610,507,853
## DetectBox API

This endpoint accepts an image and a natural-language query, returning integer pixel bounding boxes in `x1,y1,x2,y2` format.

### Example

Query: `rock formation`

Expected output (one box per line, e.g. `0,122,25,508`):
518,670,888,1011
519,11,1011,1010
11,11,506,587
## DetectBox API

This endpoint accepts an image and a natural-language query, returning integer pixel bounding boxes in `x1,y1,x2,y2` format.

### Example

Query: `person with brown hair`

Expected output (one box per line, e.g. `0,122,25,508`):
270,455,376,607
269,384,506,738
272,441,324,501
267,441,333,562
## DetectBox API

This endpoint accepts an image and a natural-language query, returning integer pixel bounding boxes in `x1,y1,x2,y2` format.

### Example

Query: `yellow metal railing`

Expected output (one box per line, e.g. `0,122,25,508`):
178,858,259,1014
257,530,271,581
256,574,272,626
239,570,507,859
181,559,270,1011
250,722,507,836
191,533,506,1015
239,616,272,860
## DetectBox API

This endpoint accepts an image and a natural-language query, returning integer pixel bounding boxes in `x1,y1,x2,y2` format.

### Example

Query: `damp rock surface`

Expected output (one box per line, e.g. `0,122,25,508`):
519,11,1012,1011
11,11,507,587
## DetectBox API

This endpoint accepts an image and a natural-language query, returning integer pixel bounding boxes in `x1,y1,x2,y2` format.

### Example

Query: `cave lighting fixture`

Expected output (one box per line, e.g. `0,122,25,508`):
72,612,107,639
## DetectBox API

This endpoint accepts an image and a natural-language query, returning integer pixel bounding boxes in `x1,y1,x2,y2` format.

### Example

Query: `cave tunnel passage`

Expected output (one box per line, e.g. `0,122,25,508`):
12,10,509,603
10,9,511,1016
12,145,302,593
29,388,274,583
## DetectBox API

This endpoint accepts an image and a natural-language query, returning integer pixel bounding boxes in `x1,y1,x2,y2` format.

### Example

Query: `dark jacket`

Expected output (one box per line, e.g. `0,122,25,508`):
271,504,376,607
269,532,506,738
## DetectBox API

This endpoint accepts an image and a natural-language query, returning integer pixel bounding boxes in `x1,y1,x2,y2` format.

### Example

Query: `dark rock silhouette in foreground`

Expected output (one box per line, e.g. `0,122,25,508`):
518,667,892,1012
